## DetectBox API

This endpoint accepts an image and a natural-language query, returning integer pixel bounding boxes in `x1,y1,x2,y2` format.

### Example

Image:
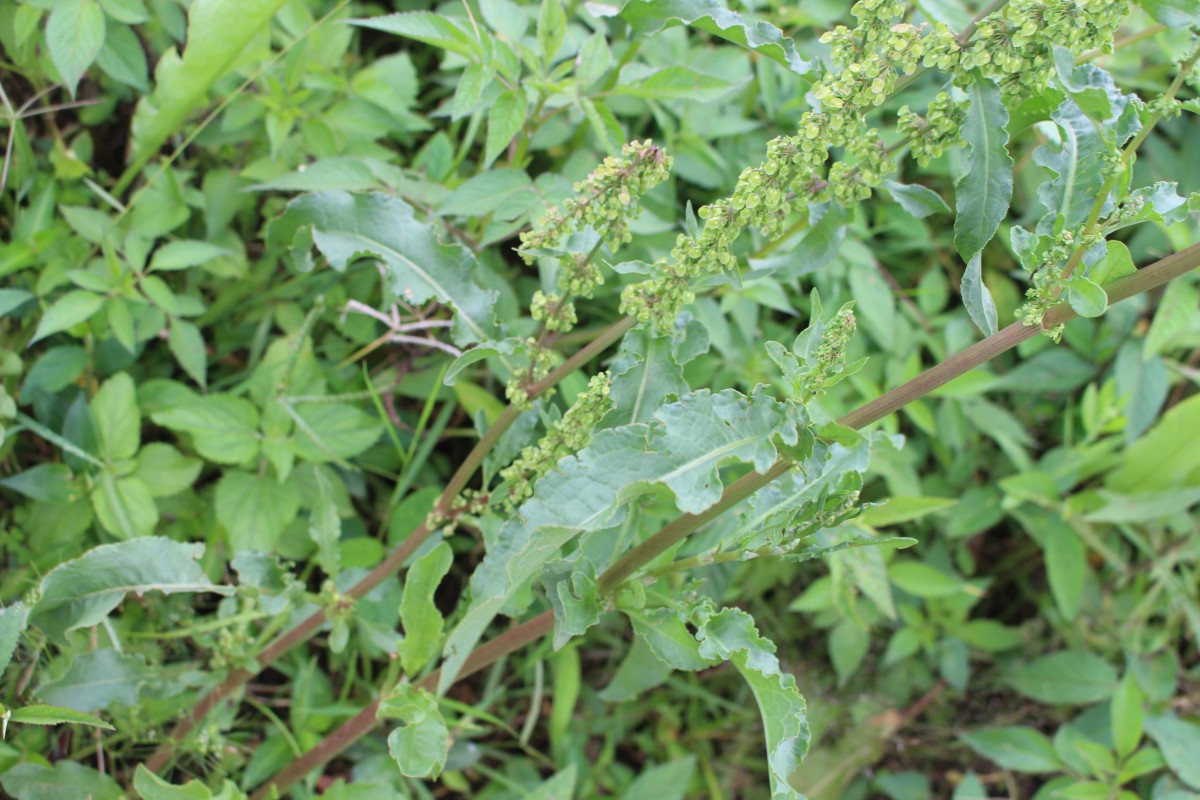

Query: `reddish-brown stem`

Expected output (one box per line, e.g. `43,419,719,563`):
248,241,1200,797
145,317,634,773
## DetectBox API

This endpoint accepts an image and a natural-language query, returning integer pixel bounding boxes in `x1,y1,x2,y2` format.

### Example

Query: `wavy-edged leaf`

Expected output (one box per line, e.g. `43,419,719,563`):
617,0,816,76
439,387,804,691
128,0,288,176
1033,71,1138,233
0,602,30,675
399,542,453,676
954,81,1013,260
602,323,707,428
695,608,809,800
268,192,499,346
379,685,449,779
1105,181,1200,234
31,537,231,642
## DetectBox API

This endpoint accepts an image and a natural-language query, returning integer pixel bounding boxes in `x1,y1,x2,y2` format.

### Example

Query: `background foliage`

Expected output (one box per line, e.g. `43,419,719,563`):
1,0,1200,798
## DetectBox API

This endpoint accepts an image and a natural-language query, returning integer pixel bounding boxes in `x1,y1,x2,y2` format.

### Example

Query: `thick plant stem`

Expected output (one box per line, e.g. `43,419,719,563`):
145,316,634,773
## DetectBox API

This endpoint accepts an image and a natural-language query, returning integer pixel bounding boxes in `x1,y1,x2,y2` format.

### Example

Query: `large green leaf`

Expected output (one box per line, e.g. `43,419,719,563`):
954,81,1013,261
151,394,260,465
91,372,141,462
126,0,289,181
617,0,815,76
214,470,302,552
960,727,1063,773
268,192,499,346
398,541,453,676
695,608,809,800
1106,394,1200,493
1004,651,1118,705
30,537,231,642
439,387,804,691
1144,714,1200,790
36,649,154,711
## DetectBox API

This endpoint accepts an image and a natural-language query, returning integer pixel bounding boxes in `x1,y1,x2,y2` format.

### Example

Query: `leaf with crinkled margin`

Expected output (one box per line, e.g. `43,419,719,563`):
954,81,1013,261
30,537,232,643
602,321,708,428
438,386,802,692
1034,68,1139,234
1104,181,1200,234
267,192,499,346
617,0,816,76
695,607,809,800
732,436,869,552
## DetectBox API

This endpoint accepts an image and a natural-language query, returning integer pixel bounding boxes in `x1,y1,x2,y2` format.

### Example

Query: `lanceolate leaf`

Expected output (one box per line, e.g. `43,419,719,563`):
31,538,232,642
268,191,499,346
8,704,114,731
348,12,481,60
398,542,453,676
961,252,998,336
0,602,30,676
439,387,804,692
954,81,1013,261
617,0,816,76
695,608,810,800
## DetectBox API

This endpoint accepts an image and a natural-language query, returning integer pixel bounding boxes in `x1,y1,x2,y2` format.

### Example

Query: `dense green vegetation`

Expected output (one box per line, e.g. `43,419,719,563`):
1,0,1200,798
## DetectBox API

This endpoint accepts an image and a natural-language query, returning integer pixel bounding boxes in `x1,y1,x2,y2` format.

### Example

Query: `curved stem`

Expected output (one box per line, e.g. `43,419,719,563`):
145,317,635,773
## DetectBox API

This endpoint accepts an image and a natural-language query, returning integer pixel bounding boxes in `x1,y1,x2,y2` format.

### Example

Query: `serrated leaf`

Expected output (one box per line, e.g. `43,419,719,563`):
439,387,804,692
31,290,105,343
961,252,998,336
151,394,260,464
215,470,302,552
379,685,449,778
398,541,453,676
46,0,105,98
954,81,1013,261
290,402,384,463
267,191,499,346
537,0,566,66
0,602,30,676
31,538,230,642
348,12,480,59
8,704,114,731
694,608,809,800
451,63,492,120
617,0,815,76
485,91,525,168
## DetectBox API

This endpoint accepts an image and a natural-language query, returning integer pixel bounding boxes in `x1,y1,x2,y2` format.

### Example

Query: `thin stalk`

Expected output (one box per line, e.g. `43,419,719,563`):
145,316,634,773
249,240,1200,797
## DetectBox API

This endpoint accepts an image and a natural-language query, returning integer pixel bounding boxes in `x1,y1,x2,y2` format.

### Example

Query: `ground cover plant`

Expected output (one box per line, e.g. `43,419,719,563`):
1,0,1200,797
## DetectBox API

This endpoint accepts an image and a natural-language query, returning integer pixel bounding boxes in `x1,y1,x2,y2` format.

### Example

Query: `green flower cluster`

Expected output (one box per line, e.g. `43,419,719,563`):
499,372,613,510
518,139,672,261
898,91,968,167
618,0,1131,333
958,0,1128,94
530,291,578,332
767,299,860,405
505,337,559,409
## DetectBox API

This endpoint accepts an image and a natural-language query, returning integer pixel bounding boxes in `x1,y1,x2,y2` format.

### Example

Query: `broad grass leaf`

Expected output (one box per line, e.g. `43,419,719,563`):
954,81,1013,261
960,727,1062,772
128,0,289,175
31,538,231,642
1005,651,1117,705
617,0,815,76
268,191,499,346
7,704,114,731
45,0,105,99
